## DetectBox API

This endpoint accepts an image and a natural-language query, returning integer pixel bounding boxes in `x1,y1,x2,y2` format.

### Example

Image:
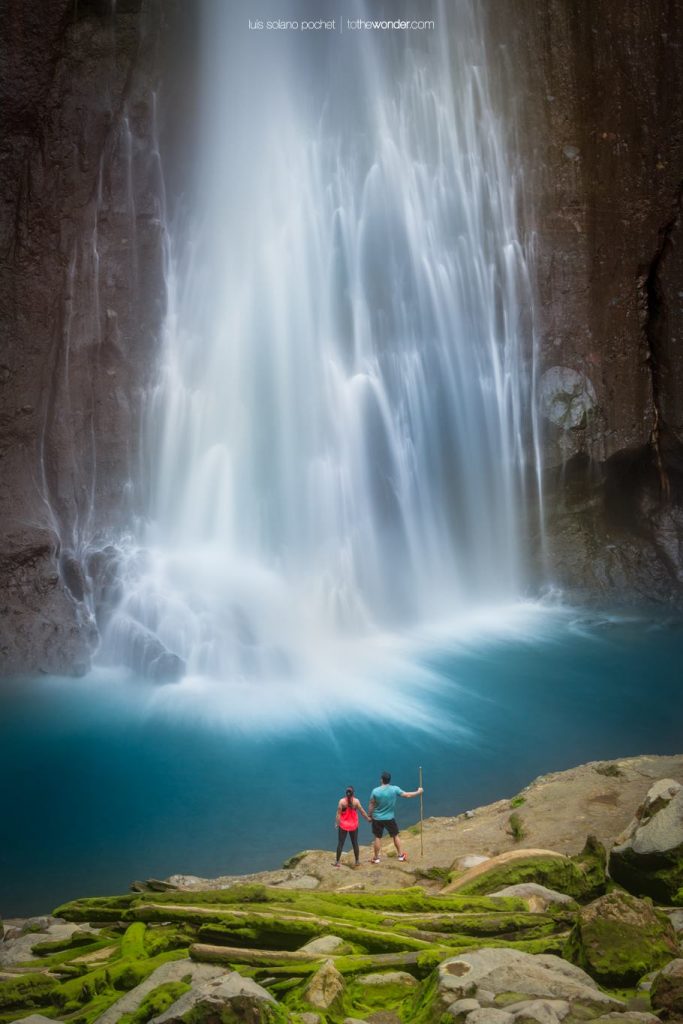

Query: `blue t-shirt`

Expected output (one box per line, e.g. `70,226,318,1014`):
370,784,404,820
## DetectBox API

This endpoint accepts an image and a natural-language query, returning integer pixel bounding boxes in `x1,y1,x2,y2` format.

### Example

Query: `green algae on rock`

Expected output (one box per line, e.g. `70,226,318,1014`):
564,890,679,986
446,837,607,902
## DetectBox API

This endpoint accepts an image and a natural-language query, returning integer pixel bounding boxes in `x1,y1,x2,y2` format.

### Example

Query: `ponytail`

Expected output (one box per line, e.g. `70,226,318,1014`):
345,786,355,810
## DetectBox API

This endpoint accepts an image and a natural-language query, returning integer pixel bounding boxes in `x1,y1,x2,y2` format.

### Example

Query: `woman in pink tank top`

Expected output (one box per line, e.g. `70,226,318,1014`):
334,786,371,868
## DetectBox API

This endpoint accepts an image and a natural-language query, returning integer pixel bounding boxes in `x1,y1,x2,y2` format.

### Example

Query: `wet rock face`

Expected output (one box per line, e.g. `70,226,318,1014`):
0,2,190,675
491,0,683,603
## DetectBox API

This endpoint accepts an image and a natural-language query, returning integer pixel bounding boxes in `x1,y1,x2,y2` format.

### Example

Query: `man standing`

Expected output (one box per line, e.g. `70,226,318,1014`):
368,770,423,864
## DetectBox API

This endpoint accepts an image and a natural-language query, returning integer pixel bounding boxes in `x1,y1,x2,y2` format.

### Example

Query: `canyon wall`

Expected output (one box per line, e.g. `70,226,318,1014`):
0,0,190,674
494,0,683,605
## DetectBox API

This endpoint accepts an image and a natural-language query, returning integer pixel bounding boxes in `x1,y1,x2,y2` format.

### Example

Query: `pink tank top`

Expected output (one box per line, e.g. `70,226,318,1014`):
339,799,359,831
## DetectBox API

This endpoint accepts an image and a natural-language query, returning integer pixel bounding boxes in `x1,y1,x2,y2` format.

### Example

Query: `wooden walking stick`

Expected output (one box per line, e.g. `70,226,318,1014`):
419,766,424,858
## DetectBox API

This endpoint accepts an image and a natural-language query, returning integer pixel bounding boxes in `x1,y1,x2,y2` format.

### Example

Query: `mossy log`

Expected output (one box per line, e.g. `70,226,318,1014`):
136,904,434,954
189,941,429,972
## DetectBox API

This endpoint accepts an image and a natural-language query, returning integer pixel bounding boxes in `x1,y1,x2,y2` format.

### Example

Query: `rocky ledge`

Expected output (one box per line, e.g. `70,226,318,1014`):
2,755,683,1024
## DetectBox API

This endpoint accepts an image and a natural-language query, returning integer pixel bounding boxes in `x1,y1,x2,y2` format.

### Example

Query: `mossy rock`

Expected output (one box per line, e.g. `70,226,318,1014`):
609,786,683,903
447,838,606,902
31,930,100,956
0,973,59,1013
117,980,192,1024
564,890,679,986
609,842,683,904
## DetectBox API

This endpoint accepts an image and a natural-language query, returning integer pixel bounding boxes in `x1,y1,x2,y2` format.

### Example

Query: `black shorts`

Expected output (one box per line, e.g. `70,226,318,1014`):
371,818,399,839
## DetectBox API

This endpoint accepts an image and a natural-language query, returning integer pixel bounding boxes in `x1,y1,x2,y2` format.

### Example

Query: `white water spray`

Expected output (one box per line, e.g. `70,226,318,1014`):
106,0,543,691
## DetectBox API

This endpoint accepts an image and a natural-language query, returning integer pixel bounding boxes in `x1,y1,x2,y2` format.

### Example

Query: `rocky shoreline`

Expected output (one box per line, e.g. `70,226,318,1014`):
2,755,683,1023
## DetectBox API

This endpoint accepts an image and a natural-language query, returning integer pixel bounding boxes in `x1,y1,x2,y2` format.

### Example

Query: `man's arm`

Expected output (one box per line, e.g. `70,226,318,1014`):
399,787,424,799
368,795,376,819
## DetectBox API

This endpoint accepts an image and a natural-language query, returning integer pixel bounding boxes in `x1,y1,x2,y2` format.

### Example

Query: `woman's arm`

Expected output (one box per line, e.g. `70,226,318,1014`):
335,798,343,827
354,798,371,822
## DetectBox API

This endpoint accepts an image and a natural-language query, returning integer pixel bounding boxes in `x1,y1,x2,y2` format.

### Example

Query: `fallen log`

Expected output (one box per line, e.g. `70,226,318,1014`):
189,942,430,972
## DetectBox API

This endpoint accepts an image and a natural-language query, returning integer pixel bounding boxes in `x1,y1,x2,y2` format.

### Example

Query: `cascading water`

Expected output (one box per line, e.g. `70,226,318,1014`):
105,0,543,700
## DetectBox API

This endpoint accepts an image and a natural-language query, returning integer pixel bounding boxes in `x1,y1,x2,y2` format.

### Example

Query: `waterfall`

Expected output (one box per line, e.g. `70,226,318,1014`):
105,0,542,689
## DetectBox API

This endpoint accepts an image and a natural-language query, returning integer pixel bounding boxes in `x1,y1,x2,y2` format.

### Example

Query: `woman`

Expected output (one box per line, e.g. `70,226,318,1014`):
333,785,371,868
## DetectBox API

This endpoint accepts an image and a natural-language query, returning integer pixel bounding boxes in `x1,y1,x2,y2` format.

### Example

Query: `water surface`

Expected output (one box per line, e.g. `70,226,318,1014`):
2,610,681,917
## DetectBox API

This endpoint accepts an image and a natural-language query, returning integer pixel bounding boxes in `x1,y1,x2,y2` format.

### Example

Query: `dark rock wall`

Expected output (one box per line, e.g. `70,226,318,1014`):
0,1,188,675
1,1,682,677
492,0,683,604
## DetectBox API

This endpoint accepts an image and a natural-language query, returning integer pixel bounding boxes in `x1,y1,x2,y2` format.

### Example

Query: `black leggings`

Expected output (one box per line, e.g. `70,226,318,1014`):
336,827,359,862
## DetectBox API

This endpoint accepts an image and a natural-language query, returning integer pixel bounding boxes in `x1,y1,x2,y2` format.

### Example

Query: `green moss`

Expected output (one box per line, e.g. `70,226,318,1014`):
306,887,527,915
394,909,570,940
31,930,99,955
510,795,526,808
144,924,198,956
594,763,624,777
145,884,270,906
399,972,444,1024
121,922,148,960
610,846,683,904
347,976,416,1011
564,891,677,986
413,866,452,884
20,938,114,970
508,813,526,842
0,973,59,1013
117,981,191,1024
54,894,138,922
456,837,606,902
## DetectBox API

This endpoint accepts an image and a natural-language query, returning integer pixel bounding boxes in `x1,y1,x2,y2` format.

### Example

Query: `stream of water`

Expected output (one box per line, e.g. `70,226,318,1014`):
103,0,543,688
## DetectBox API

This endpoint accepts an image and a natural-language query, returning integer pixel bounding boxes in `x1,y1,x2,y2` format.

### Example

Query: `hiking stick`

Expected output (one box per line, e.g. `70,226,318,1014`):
419,765,424,858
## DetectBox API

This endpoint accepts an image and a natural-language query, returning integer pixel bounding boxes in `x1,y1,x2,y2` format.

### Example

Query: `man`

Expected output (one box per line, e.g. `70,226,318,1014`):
368,770,423,864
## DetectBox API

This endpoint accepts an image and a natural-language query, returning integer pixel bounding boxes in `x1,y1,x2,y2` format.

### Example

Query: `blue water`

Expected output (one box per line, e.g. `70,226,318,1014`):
2,609,682,917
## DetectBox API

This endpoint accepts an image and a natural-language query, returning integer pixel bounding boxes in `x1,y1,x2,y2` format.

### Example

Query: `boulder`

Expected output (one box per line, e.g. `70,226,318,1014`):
489,884,576,913
446,837,606,901
564,890,678,986
466,1011,515,1024
6,1017,57,1024
650,958,683,1020
97,960,225,1024
507,998,571,1023
299,935,347,955
355,971,418,988
304,959,345,1011
151,971,275,1023
609,784,683,902
437,948,624,1014
446,997,482,1019
666,909,683,933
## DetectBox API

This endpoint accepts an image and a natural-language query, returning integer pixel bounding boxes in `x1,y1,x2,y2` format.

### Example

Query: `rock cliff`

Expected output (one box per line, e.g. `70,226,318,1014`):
493,0,683,604
0,1,191,675
1,1,682,677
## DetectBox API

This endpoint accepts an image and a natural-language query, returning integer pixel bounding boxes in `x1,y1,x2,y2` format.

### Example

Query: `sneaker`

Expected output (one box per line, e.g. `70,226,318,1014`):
398,853,408,862
332,862,341,868
370,857,381,864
